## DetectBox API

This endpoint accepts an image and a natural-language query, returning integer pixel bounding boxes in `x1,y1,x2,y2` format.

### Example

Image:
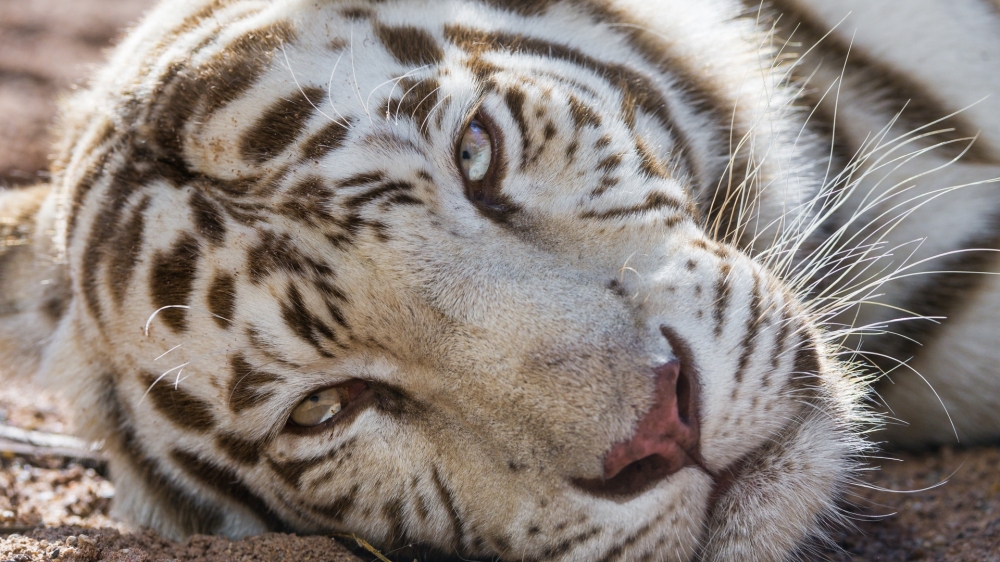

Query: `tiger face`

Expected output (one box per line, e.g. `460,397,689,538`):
41,0,866,559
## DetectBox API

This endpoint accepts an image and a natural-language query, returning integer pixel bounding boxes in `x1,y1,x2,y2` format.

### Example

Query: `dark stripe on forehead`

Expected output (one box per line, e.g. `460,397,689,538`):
171,448,290,532
240,87,325,164
301,119,352,161
141,372,216,432
281,282,337,358
151,21,297,164
504,88,531,164
280,177,335,225
65,121,116,239
207,272,236,329
149,233,202,333
445,26,677,134
246,231,334,283
79,160,141,322
229,354,279,413
393,78,441,136
374,24,444,67
107,195,152,308
761,0,998,163
190,191,227,246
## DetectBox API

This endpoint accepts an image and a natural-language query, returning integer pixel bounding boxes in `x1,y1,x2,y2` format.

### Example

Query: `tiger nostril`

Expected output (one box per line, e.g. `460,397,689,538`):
573,346,702,499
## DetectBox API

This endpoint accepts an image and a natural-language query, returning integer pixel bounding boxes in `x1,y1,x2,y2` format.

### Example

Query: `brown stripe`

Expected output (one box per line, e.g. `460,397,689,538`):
338,171,386,188
789,336,822,392
393,77,441,135
80,161,142,322
107,195,152,307
228,354,279,413
280,177,334,225
431,466,465,550
411,476,430,522
216,433,265,465
597,515,662,562
301,119,352,161
734,275,763,384
503,88,532,166
189,191,227,245
762,0,997,163
382,497,408,547
713,263,734,337
280,283,336,358
581,191,687,220
206,272,236,329
343,181,414,209
444,25,690,164
101,375,225,535
65,121,116,240
374,24,444,67
240,87,324,164
567,95,602,131
149,233,202,333
142,372,216,432
171,448,289,531
539,526,601,560
267,455,327,489
769,302,794,372
306,484,359,522
246,231,333,283
153,21,297,165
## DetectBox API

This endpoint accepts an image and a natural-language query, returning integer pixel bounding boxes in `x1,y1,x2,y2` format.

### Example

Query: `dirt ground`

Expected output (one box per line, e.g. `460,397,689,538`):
1,0,999,560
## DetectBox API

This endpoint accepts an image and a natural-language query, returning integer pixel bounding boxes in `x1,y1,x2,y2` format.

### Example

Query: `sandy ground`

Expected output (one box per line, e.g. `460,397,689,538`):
1,0,999,560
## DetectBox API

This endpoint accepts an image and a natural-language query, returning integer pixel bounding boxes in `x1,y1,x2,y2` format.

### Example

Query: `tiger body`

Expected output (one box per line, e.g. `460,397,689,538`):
0,0,998,560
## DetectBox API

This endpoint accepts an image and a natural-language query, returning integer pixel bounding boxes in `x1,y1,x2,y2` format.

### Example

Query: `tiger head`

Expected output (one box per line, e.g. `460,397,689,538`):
41,0,869,559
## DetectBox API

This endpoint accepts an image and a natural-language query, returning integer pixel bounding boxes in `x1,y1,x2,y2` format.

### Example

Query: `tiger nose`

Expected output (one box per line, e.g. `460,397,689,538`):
573,352,701,498
601,360,701,484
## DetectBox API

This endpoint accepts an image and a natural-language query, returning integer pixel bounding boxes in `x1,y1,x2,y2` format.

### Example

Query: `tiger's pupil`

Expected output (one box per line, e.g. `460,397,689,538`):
459,120,491,182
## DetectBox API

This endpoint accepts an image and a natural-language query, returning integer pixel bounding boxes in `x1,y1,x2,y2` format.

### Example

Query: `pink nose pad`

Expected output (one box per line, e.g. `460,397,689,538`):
597,360,701,495
604,361,698,480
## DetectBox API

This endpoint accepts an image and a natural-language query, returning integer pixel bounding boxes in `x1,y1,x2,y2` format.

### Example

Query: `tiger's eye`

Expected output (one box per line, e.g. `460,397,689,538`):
290,387,348,427
459,120,492,182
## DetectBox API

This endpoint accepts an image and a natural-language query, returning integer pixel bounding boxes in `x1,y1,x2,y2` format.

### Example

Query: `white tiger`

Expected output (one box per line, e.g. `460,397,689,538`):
0,0,998,560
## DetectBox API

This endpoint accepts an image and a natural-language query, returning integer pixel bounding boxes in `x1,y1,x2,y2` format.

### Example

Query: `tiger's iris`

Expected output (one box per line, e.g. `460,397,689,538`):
459,120,492,182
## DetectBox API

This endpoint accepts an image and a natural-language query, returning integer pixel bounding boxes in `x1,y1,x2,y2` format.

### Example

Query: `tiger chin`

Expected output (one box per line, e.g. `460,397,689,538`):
2,0,1000,560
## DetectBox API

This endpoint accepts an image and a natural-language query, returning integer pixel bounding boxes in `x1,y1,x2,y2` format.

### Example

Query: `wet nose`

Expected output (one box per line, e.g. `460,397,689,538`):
575,333,701,497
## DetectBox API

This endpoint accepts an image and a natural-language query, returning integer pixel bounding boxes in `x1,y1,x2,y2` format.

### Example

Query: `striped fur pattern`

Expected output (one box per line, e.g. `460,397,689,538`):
0,0,998,559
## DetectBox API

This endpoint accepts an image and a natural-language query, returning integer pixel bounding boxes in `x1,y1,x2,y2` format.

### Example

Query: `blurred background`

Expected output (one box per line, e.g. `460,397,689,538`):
0,0,152,187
